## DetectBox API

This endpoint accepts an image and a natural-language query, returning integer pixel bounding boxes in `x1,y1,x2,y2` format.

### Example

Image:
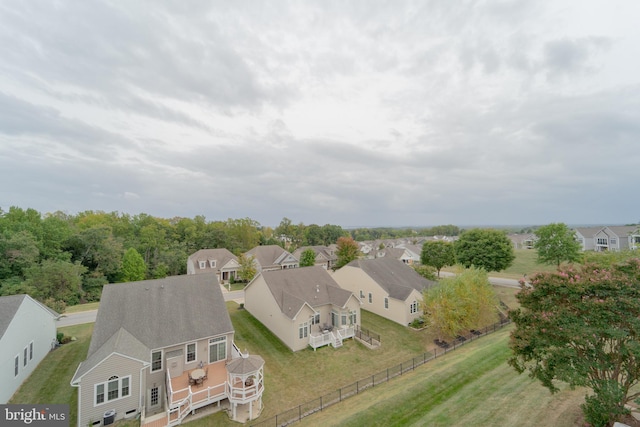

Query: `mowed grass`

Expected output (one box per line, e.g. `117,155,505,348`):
297,327,586,427
10,323,94,426
13,286,526,427
443,249,564,280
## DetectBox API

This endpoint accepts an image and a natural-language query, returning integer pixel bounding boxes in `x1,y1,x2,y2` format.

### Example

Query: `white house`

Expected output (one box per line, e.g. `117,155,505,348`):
0,294,59,403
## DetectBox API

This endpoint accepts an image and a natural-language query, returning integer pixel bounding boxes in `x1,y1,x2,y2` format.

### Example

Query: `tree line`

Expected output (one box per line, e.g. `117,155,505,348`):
0,207,461,310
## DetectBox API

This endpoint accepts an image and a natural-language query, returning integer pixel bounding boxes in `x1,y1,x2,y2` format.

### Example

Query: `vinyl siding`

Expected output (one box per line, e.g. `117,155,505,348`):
77,353,144,427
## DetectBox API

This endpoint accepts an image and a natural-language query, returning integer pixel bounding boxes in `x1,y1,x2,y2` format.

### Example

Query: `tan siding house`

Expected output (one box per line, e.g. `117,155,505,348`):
333,258,435,326
186,248,240,284
244,266,361,352
71,274,265,427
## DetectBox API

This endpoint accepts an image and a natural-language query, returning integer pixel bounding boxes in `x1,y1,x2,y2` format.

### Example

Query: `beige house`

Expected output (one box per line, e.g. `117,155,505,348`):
333,257,436,326
291,246,337,269
71,274,264,427
245,245,298,272
244,266,361,352
186,248,240,284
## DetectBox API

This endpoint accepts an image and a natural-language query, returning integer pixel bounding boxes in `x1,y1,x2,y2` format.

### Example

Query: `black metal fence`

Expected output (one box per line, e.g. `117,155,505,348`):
354,325,381,347
251,319,511,427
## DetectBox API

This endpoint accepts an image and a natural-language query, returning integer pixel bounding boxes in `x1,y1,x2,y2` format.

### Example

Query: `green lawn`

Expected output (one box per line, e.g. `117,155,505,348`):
12,286,525,427
297,327,587,427
443,249,564,280
10,324,94,426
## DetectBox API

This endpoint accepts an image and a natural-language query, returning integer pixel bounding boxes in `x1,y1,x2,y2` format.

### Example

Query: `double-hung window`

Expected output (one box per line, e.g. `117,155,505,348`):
384,298,389,309
95,376,131,406
299,321,309,339
151,350,162,372
186,343,196,363
410,300,419,314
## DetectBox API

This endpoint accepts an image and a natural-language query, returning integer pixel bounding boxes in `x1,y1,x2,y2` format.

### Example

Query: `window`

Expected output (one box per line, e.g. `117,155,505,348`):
95,375,131,406
96,384,104,404
151,351,162,372
341,313,347,326
186,343,196,363
410,300,419,314
597,238,608,245
23,347,28,367
310,312,320,325
368,293,372,304
299,321,309,339
349,310,357,325
611,238,617,245
209,336,226,363
199,261,206,269
384,298,389,309
209,259,216,268
331,311,338,327
150,386,159,407
29,342,33,360
108,377,119,400
359,290,364,299
14,355,19,377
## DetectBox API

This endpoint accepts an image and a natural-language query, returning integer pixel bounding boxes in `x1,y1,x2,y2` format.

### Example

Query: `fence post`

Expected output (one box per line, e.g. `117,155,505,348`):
387,368,389,382
356,380,359,394
299,405,301,421
400,363,402,375
339,387,342,402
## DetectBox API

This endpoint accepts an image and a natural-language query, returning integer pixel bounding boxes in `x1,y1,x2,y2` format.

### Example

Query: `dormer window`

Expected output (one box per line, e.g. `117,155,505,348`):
209,259,216,268
199,261,206,269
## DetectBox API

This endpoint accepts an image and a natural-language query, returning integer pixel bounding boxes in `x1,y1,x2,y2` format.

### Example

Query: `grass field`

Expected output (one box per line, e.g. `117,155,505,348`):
14,287,530,427
296,327,587,427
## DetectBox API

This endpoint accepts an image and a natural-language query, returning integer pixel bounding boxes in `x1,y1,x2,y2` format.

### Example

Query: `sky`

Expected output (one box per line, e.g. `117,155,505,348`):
1,1,639,228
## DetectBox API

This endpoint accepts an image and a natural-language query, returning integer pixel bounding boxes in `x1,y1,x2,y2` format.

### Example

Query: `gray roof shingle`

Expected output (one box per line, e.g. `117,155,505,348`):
259,266,354,319
346,257,436,301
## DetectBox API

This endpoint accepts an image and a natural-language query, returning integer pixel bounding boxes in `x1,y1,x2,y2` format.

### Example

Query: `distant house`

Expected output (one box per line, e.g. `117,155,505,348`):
71,274,264,427
244,267,361,352
574,226,640,252
245,245,298,272
370,246,418,265
508,234,537,249
333,258,436,326
0,294,59,403
291,246,337,270
186,248,240,284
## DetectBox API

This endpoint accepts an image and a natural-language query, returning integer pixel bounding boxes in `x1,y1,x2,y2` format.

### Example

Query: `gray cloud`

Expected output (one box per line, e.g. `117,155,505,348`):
0,1,638,227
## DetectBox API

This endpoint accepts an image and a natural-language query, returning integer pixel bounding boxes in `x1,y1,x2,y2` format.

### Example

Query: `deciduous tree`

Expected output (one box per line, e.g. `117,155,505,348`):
454,228,515,272
421,240,455,277
237,254,257,282
336,236,360,268
534,222,582,267
422,267,499,339
121,248,147,282
300,249,317,267
509,259,640,427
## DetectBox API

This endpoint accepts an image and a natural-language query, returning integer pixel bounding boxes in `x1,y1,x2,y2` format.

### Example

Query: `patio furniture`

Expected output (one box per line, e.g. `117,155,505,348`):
191,368,205,387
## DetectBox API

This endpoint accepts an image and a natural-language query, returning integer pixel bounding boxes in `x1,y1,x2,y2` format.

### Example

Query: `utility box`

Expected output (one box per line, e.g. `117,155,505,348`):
103,409,116,426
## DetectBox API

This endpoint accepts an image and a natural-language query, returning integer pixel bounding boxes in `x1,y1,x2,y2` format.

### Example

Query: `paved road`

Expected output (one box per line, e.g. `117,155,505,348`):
440,271,522,288
57,287,246,327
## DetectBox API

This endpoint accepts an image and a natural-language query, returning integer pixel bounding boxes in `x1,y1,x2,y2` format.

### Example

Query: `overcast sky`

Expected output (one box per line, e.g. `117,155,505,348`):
1,1,638,228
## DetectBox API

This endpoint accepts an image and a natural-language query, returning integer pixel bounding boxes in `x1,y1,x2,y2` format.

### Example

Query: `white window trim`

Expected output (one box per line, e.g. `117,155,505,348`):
209,259,216,268
384,297,389,310
29,341,34,361
23,346,28,367
186,342,197,363
151,350,163,372
14,354,19,377
368,293,373,304
410,300,419,314
199,261,206,269
209,336,227,363
94,375,131,407
299,321,309,339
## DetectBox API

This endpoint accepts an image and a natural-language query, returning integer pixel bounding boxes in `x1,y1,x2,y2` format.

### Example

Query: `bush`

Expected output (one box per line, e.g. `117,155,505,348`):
409,317,425,329
56,332,64,344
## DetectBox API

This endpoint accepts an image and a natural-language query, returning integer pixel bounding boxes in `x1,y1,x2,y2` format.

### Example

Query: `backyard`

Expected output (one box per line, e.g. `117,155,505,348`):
11,285,526,427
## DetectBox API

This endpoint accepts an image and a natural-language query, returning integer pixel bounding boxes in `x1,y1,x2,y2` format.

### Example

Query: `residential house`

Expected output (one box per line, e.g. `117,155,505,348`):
245,245,298,272
592,226,640,252
292,246,337,270
186,248,240,284
508,233,537,249
574,227,602,251
244,266,361,352
370,246,418,265
574,225,640,252
333,257,436,326
71,274,264,427
0,294,59,403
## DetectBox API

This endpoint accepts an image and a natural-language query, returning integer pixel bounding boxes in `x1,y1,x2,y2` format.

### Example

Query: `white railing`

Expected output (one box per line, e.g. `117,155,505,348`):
337,326,355,340
309,331,334,350
227,381,264,404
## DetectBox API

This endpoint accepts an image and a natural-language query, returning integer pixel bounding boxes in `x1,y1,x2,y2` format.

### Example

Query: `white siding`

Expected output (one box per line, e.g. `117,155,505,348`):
0,296,56,403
